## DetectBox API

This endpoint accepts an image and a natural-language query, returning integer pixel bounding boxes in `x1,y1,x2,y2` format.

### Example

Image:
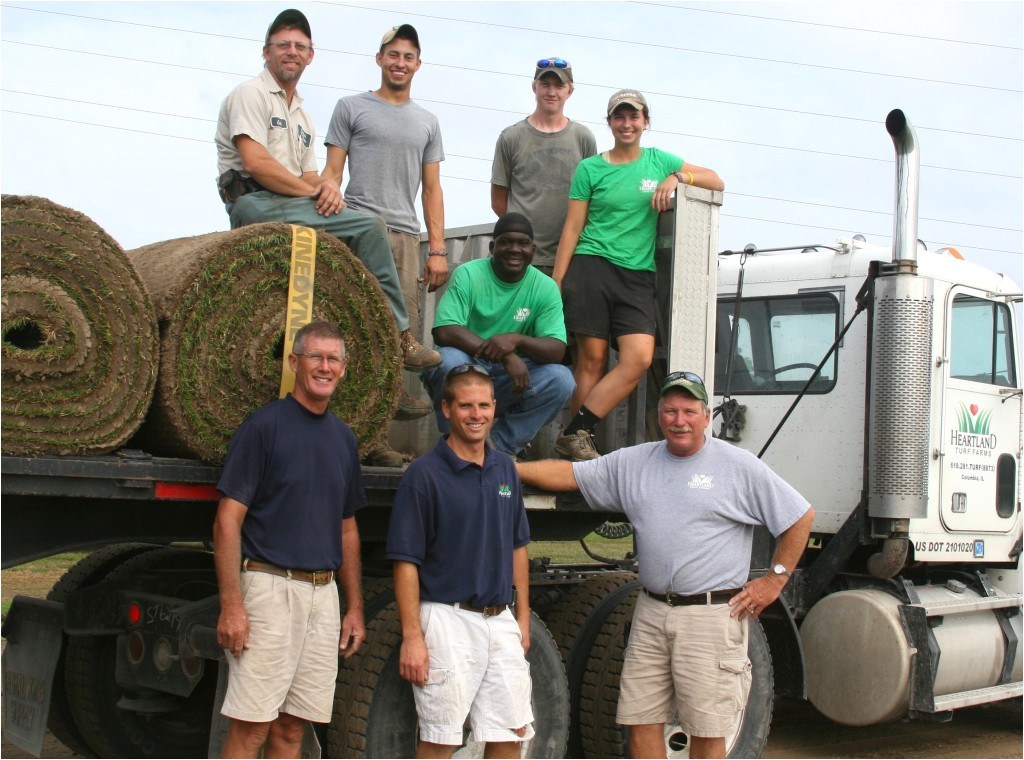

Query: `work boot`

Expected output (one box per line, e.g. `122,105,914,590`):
554,430,600,461
394,387,432,421
400,330,441,372
362,444,405,468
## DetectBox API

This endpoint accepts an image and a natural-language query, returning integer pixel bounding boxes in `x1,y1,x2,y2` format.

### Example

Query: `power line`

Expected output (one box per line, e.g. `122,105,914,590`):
2,4,1020,141
3,106,1019,255
639,3,1024,51
326,2,1023,93
4,42,1020,180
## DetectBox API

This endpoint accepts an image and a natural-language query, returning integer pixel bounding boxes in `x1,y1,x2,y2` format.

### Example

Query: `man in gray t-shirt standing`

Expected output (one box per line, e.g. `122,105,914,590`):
324,23,447,467
517,371,814,759
491,57,596,274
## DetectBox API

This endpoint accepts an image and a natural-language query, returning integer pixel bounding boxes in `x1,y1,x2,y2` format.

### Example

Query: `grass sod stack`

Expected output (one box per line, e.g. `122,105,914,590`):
1,195,159,455
127,223,400,463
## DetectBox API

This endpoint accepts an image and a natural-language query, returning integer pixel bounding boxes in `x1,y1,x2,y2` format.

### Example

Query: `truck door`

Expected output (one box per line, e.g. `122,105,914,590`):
939,289,1021,535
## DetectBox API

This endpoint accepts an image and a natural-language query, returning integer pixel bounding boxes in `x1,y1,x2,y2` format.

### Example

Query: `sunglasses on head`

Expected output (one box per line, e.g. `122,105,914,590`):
448,363,491,379
663,370,705,387
536,57,569,70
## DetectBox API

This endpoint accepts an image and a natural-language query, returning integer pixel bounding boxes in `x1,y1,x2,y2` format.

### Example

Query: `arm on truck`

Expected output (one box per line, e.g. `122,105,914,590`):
516,459,578,491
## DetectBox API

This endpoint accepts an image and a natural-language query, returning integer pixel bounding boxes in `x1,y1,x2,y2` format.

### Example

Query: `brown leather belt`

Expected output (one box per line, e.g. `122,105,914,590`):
644,587,742,607
446,601,509,617
243,558,335,587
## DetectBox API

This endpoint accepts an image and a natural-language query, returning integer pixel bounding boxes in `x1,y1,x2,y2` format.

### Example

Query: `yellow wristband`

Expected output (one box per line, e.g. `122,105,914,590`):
686,171,694,185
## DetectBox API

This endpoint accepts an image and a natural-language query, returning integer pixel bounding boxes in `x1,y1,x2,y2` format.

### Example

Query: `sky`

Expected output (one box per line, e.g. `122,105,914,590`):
1,1,1022,289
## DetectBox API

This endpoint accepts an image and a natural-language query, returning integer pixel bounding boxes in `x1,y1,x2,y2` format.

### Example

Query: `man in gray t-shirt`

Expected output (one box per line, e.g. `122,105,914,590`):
491,58,596,272
517,371,814,759
323,23,447,466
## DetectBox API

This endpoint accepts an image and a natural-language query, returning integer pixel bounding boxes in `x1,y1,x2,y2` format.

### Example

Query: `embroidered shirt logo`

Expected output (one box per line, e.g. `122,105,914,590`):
514,307,531,322
270,117,287,129
498,483,512,498
640,178,659,193
688,474,714,490
297,124,312,148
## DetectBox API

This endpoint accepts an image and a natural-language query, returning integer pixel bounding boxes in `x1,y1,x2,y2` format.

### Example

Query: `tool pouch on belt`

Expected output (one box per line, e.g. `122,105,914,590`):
217,169,265,203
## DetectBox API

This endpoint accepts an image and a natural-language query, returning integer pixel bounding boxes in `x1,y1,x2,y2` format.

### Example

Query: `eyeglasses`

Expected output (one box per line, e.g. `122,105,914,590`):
447,363,491,378
536,57,570,70
663,370,705,387
269,40,311,53
296,352,345,367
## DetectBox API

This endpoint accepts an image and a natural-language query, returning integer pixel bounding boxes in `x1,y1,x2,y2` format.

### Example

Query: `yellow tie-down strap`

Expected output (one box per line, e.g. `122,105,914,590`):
279,225,317,398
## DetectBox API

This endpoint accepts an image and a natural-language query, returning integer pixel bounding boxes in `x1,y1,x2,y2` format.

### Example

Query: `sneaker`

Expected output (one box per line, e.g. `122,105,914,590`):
554,430,600,461
400,330,441,372
362,444,405,468
394,387,432,421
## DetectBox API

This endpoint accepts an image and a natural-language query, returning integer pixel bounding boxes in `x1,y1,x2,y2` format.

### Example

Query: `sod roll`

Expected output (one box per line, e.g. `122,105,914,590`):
128,223,400,463
1,195,160,456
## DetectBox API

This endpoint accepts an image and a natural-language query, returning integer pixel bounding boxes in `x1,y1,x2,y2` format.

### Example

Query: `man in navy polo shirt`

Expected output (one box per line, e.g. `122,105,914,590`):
214,320,367,758
387,364,533,758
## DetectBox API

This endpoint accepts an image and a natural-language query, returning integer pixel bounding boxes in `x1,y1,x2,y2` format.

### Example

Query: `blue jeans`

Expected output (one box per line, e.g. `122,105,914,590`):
425,347,575,455
227,192,409,332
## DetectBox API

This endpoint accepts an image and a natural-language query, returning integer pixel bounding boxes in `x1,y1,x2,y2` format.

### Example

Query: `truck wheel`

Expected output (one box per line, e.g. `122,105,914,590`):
328,603,570,758
45,542,162,758
64,547,218,758
578,589,774,759
540,574,639,756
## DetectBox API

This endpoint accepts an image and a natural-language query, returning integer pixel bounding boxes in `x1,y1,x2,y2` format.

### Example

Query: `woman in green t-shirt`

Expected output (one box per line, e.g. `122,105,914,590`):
552,89,724,461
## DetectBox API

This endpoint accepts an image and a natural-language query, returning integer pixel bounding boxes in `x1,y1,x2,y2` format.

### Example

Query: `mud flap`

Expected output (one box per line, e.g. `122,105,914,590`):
1,596,64,757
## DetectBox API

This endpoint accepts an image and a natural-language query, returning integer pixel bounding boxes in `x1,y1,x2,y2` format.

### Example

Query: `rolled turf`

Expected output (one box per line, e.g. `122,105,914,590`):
127,223,400,463
1,194,160,455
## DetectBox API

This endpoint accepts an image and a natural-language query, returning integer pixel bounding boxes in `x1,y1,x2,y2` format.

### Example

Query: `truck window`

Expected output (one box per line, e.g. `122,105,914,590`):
715,294,839,394
949,295,1017,387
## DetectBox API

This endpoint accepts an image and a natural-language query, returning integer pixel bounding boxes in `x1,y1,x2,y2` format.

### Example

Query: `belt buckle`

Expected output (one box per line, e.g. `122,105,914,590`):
482,605,499,618
312,571,330,587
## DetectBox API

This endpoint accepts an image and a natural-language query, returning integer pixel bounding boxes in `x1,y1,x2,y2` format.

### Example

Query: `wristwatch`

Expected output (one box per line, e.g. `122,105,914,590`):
771,563,791,578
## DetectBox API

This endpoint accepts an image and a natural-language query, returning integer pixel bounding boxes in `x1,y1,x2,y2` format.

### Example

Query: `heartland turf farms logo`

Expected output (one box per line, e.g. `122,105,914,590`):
688,474,714,490
497,483,512,498
951,402,997,451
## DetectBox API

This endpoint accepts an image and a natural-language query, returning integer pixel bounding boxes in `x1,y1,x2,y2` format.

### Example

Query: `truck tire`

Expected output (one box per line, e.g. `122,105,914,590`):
328,603,570,758
539,573,639,756
578,588,774,759
45,542,162,758
64,547,218,758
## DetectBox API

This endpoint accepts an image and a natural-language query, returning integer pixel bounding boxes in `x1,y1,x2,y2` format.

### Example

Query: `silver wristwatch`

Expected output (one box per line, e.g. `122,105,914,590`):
771,563,791,578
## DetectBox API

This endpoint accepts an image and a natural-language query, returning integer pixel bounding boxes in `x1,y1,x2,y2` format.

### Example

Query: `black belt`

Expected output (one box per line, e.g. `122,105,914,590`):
444,601,509,617
643,587,742,607
243,558,335,587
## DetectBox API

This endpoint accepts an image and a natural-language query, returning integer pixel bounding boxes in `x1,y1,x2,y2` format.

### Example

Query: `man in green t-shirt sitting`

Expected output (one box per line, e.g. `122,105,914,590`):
425,213,575,457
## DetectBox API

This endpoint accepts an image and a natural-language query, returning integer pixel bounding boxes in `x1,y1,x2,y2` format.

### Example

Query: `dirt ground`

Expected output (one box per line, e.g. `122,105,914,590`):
3,566,1021,759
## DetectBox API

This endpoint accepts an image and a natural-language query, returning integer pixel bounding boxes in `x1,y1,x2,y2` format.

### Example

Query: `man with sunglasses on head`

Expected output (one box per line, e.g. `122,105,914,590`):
387,363,534,759
517,371,814,759
215,10,437,382
423,213,575,459
213,321,367,758
323,23,448,466
491,57,596,275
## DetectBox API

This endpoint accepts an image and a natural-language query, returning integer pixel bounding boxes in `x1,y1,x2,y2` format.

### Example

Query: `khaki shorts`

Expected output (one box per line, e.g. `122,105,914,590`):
616,592,751,737
221,571,340,723
414,602,535,746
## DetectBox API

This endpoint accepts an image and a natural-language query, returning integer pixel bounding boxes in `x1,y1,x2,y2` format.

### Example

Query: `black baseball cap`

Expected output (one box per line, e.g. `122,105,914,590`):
266,9,311,44
380,23,420,52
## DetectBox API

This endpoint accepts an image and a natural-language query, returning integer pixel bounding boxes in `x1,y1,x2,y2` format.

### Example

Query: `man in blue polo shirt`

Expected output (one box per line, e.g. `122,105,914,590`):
387,364,533,758
214,320,367,758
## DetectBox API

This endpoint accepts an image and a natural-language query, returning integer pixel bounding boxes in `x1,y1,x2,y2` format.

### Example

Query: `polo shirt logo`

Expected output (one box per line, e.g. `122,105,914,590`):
497,483,512,498
640,178,659,193
688,474,714,490
297,124,311,148
271,117,287,129
514,307,530,322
